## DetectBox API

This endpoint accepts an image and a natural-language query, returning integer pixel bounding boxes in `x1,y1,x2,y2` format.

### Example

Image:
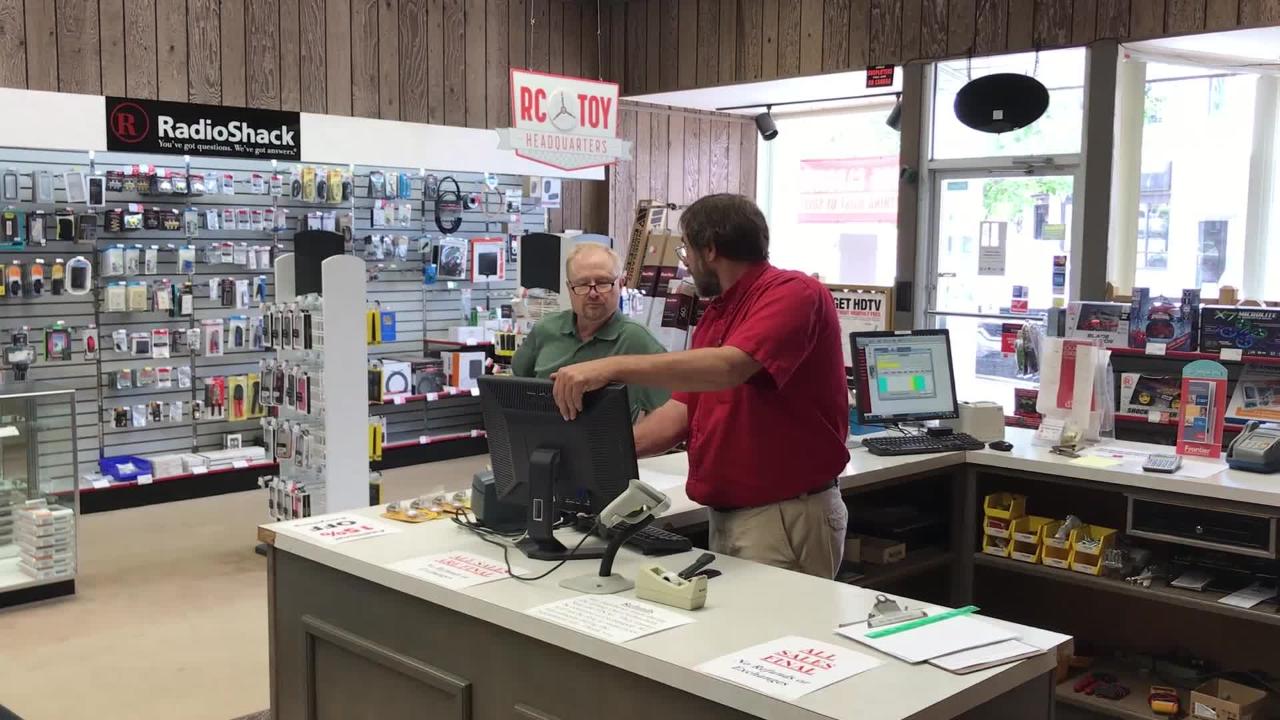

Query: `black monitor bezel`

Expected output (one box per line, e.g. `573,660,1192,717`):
849,328,960,425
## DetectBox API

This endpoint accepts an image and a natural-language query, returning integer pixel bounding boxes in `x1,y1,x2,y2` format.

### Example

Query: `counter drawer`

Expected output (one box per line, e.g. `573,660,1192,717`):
1126,494,1277,559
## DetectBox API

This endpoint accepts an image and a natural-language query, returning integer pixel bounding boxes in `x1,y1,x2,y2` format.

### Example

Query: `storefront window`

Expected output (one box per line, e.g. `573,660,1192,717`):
758,105,900,286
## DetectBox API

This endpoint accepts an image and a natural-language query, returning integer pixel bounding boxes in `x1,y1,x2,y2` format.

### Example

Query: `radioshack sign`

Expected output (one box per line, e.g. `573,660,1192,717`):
496,70,631,171
106,97,301,160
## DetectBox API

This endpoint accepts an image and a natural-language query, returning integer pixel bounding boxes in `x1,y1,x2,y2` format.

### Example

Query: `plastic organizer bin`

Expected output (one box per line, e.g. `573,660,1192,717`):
984,515,1014,539
99,455,153,482
1009,515,1053,563
1069,525,1118,575
982,533,1012,557
1041,521,1076,568
983,492,1027,521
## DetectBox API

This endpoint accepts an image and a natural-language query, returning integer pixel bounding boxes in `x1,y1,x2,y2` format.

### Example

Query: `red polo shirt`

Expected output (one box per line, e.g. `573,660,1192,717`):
673,263,850,509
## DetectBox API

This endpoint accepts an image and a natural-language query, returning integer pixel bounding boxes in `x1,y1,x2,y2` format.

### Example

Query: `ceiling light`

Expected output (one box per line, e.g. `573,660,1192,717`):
755,108,778,141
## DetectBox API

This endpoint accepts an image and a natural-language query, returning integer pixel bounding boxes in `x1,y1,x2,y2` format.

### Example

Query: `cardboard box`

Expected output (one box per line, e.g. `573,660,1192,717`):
441,350,486,390
1191,679,1271,720
1129,287,1200,350
622,201,671,289
1119,373,1181,421
856,535,906,564
843,535,861,563
1200,305,1280,358
1065,301,1131,348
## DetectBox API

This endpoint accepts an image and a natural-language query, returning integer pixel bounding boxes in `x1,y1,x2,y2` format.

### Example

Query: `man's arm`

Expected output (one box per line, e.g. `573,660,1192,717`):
632,399,689,457
552,347,759,419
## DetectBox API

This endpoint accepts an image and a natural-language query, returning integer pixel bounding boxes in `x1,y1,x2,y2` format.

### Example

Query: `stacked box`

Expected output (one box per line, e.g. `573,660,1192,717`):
1064,301,1131,348
1129,288,1200,351
1199,305,1280,358
15,502,75,581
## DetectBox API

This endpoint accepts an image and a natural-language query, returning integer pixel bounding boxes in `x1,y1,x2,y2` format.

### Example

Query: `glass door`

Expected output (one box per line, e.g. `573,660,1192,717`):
927,169,1077,412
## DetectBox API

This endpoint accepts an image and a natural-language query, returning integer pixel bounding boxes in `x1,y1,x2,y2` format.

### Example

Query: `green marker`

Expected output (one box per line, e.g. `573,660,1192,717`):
866,605,980,638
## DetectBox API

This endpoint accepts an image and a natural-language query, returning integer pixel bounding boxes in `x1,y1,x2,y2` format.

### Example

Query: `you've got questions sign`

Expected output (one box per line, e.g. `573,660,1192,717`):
106,97,302,161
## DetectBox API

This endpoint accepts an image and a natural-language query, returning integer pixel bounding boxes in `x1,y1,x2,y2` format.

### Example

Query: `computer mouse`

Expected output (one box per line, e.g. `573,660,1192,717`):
988,440,1013,452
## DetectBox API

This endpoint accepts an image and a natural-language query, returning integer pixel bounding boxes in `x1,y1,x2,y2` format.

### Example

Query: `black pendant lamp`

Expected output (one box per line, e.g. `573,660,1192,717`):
953,72,1050,134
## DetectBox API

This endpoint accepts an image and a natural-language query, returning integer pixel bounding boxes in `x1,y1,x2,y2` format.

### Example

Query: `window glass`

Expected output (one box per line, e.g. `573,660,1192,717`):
932,48,1086,160
760,106,900,286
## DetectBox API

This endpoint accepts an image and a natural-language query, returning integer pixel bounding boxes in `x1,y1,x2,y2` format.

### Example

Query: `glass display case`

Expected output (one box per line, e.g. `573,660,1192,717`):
0,382,79,607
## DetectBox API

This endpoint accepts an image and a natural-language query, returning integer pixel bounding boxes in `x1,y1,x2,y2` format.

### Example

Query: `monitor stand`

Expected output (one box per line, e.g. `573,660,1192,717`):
516,448,606,562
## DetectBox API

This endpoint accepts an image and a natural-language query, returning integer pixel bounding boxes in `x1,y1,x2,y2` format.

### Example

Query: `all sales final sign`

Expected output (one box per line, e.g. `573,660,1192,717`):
496,70,632,171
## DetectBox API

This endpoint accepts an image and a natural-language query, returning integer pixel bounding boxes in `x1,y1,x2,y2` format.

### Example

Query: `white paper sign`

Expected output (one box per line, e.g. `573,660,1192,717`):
526,594,693,644
387,551,526,590
696,636,880,701
828,285,892,366
91,479,110,489
1220,348,1244,362
977,221,1008,276
284,514,400,545
192,466,209,475
1145,341,1167,356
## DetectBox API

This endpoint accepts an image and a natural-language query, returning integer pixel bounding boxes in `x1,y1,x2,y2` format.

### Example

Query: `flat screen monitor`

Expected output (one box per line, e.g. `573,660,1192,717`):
850,329,959,424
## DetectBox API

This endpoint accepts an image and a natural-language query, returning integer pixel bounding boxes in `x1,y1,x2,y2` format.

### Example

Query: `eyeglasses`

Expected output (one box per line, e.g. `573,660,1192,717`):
568,279,618,296
675,244,688,263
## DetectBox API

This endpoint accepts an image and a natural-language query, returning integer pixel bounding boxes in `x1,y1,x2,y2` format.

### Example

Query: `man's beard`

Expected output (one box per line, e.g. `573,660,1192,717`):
691,267,721,297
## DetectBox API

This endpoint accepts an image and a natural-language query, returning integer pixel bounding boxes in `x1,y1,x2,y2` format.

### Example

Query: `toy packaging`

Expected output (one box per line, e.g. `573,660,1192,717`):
1226,365,1280,423
1013,388,1041,419
1199,305,1280,358
1065,301,1130,348
1119,373,1180,422
1129,288,1200,351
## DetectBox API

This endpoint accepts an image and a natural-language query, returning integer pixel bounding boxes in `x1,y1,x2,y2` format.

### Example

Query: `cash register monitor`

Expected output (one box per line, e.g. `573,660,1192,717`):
850,329,960,424
478,375,637,561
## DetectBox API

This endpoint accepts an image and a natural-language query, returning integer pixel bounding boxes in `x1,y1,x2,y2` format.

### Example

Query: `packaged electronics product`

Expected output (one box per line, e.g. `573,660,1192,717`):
1119,373,1181,422
1064,301,1130,348
1128,288,1200,351
1199,305,1280,358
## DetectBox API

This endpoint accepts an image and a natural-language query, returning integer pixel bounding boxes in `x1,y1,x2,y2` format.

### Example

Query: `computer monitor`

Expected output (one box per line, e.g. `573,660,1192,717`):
850,329,960,424
478,375,637,560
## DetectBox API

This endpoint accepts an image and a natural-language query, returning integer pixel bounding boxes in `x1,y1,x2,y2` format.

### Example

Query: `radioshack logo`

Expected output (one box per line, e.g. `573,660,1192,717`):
110,102,150,144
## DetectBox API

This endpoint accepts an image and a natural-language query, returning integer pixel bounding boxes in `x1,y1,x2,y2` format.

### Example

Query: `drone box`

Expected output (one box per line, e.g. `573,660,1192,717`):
1129,288,1200,351
1064,301,1130,348
1199,305,1280,358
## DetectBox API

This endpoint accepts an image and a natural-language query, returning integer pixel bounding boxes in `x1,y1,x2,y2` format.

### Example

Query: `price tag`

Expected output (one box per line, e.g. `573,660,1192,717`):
1145,342,1167,356
419,435,429,445
192,466,209,475
426,392,439,402
136,474,153,485
1148,410,1163,424
465,339,477,346
1220,348,1244,362
445,386,457,394
233,460,250,469
470,387,480,397
471,429,482,438
92,479,110,489
392,395,405,405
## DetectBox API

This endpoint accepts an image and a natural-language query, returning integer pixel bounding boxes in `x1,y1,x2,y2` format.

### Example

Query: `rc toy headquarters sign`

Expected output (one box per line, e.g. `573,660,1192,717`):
496,70,631,171
106,97,301,161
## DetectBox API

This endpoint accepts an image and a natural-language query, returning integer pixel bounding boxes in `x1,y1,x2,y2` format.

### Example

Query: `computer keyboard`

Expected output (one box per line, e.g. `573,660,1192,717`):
574,516,693,555
862,432,986,456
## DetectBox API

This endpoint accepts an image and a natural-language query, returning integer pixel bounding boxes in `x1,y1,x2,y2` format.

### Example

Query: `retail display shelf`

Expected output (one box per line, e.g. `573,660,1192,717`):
370,388,480,406
424,336,495,348
0,555,37,593
1056,660,1187,720
974,553,1280,627
383,431,487,450
1108,346,1280,365
82,460,279,492
1114,413,1246,432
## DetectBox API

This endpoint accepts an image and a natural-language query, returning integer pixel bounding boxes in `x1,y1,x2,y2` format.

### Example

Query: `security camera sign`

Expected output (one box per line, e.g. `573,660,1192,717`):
497,70,632,171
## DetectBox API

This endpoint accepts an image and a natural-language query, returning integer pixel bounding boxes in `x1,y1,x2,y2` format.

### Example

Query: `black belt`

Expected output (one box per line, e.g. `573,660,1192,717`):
711,479,839,514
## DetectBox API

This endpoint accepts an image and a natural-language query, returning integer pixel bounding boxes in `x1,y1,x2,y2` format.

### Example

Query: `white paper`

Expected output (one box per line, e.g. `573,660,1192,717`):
136,473,153,485
929,640,1043,674
696,636,880,701
526,594,693,644
1145,341,1167,356
233,459,250,469
1218,582,1277,609
836,612,1015,664
388,551,526,590
639,469,687,493
91,479,110,489
192,466,209,475
283,514,401,545
1220,348,1244,362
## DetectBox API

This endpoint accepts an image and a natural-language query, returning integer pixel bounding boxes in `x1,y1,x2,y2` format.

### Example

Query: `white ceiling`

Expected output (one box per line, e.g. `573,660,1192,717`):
623,68,903,116
1125,26,1280,68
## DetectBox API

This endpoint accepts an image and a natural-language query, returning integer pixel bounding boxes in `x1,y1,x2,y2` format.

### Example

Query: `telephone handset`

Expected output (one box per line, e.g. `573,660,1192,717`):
1226,421,1280,473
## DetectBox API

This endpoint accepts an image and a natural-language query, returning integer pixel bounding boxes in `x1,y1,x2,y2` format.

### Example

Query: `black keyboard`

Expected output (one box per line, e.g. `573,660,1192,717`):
574,516,693,555
862,433,985,456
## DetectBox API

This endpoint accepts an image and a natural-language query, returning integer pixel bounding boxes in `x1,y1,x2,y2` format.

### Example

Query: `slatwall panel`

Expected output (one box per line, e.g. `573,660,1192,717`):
354,168,544,447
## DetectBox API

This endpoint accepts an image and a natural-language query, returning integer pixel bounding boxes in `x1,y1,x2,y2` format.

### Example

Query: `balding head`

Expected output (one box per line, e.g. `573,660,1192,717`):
565,242,622,280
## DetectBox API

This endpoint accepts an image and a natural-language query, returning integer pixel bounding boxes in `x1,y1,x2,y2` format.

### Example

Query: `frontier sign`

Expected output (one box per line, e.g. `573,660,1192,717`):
496,70,631,171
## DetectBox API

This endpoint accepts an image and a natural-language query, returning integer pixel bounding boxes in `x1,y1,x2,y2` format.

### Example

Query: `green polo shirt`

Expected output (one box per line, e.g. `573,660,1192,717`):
512,310,669,420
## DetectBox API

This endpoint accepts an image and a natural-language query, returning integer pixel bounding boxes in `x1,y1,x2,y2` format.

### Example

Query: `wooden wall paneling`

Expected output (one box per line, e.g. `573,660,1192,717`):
442,0,465,125
973,0,1007,53
900,0,921,62
1205,0,1238,28
1130,0,1167,37
222,0,247,106
1165,0,1206,32
378,0,400,118
678,0,697,87
646,0,660,90
155,0,186,100
761,0,779,79
698,116,712,199
868,0,903,65
667,113,685,204
719,0,737,83
247,0,282,110
1096,0,1131,36
659,0,679,87
608,0,624,84
300,0,326,111
427,0,444,122
726,121,741,194
58,0,101,94
548,0,563,75
739,0,763,81
1006,0,1033,50
123,0,157,99
324,0,351,114
1035,0,1074,46
849,0,870,68
821,0,849,73
620,108,638,237
696,0,719,87
350,0,379,116
0,0,22,89
1073,0,1099,41
633,110,652,206
528,0,548,71
682,115,700,205
507,0,525,70
709,119,728,194
24,0,57,91
280,0,302,110
920,0,949,59
582,177,607,233
1240,0,1280,24
739,120,756,197
464,0,486,128
650,113,668,201
625,0,644,91
947,0,975,54
487,0,510,128
562,0,579,77
399,0,428,121
777,0,801,76
578,0,596,78
99,0,125,95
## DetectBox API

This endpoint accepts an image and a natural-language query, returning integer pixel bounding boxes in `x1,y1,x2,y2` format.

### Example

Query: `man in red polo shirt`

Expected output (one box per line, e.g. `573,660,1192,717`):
550,194,850,579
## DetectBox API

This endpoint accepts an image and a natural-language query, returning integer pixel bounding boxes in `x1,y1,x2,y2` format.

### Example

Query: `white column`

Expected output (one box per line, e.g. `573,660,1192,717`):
1105,56,1146,297
1243,75,1278,300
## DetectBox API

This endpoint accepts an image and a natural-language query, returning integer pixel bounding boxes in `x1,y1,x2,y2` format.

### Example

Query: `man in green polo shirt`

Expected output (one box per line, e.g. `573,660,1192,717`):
512,243,668,420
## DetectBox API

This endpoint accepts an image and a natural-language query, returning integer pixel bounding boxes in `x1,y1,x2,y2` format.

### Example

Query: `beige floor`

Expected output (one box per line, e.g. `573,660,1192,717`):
0,457,488,720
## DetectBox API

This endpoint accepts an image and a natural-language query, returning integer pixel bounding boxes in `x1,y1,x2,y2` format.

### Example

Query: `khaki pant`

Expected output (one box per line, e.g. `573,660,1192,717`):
708,486,849,579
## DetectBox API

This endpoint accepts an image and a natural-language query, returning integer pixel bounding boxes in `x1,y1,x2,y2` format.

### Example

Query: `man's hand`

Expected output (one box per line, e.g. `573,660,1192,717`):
551,357,619,420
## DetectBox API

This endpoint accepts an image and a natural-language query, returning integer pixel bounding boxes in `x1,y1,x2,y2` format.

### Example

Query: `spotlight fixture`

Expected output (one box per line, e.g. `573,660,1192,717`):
754,107,778,141
886,95,903,131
